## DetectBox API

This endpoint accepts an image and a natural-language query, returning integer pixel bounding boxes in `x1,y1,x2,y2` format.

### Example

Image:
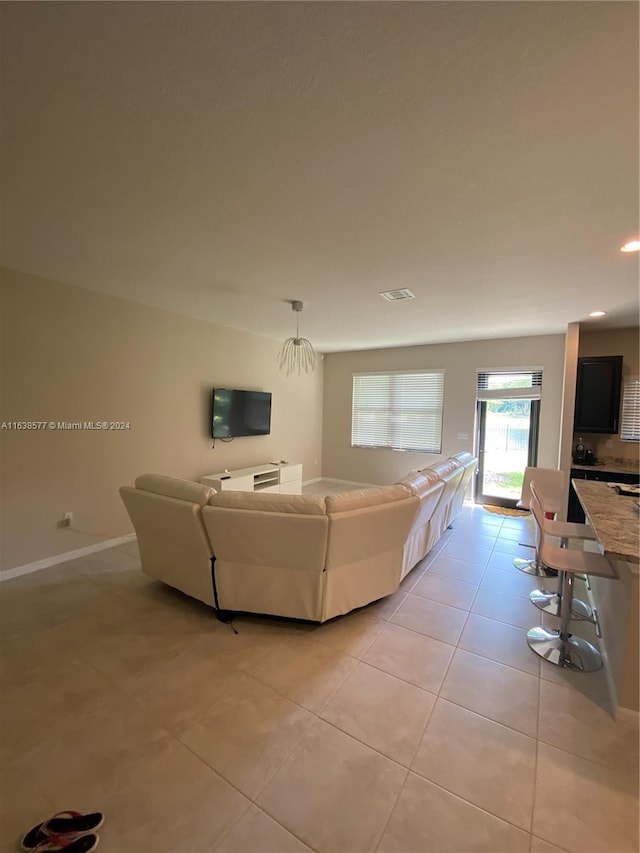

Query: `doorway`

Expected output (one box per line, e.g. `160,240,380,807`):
474,370,542,508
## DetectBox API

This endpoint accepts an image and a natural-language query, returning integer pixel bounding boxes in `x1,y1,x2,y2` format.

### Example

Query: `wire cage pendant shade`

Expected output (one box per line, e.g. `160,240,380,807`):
278,300,317,376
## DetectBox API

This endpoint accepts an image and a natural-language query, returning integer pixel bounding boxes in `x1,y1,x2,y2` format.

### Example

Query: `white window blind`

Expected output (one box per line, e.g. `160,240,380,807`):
476,369,543,401
620,378,640,441
352,370,445,452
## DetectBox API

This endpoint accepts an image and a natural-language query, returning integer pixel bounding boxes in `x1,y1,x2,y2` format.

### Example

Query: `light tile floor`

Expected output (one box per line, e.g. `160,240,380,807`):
1,499,638,853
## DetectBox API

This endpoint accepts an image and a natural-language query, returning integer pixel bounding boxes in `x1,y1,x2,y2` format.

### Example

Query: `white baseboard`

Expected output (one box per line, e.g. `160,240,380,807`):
302,477,322,485
583,583,619,714
599,641,620,716
0,534,137,582
313,477,375,487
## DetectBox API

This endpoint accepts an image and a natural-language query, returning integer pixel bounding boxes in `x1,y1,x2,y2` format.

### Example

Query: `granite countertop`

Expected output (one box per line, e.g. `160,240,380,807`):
572,461,640,476
571,479,640,568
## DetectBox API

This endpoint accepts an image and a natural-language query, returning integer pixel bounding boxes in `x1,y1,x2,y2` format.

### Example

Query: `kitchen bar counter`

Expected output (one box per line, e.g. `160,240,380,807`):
572,478,639,713
567,466,639,525
572,479,639,566
572,461,640,476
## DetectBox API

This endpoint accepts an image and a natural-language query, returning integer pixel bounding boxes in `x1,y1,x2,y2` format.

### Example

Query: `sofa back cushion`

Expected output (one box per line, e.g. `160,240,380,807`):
399,473,446,528
209,491,327,515
423,460,464,502
451,452,475,468
419,458,465,534
449,453,477,518
202,501,328,573
398,471,440,498
135,473,215,506
425,459,462,483
325,488,419,568
325,484,410,513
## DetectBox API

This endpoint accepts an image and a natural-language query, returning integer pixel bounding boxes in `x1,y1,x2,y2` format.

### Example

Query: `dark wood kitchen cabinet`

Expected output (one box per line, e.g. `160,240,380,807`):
573,355,623,434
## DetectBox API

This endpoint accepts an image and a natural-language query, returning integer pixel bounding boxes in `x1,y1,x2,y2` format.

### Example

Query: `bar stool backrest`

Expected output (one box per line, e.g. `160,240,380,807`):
528,481,546,550
519,467,565,515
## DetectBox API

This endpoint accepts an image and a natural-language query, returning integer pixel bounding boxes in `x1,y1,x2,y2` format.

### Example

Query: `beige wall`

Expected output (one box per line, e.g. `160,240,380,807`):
0,268,324,573
575,325,640,466
322,334,566,486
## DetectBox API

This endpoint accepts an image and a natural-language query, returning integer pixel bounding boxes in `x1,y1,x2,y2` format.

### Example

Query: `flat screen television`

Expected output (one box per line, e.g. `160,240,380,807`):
211,388,272,438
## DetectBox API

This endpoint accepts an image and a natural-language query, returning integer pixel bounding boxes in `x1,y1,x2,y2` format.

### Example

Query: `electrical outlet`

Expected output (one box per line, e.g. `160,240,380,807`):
63,512,73,527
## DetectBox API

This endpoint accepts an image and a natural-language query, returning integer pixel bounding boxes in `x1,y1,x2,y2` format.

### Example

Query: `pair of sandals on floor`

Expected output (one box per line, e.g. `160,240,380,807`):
20,811,103,853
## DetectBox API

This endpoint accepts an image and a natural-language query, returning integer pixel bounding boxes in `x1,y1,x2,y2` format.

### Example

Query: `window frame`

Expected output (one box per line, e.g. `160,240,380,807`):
351,369,445,453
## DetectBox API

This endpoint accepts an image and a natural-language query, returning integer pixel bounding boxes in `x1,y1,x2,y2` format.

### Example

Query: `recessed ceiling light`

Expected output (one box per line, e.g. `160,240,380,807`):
620,239,640,253
588,311,607,318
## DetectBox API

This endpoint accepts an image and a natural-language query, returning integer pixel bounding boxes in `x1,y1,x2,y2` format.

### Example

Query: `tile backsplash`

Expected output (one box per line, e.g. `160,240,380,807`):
572,432,639,468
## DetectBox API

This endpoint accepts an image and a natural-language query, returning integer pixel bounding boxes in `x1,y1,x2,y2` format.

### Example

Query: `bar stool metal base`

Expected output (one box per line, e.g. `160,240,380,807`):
513,556,558,578
529,589,593,621
526,626,602,672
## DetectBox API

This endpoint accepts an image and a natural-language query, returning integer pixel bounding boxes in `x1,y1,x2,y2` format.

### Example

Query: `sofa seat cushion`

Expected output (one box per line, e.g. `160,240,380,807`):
209,491,327,514
135,473,215,506
325,484,410,513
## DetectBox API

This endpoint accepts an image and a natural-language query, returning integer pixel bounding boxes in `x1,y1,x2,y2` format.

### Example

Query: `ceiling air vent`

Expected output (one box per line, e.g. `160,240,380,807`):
379,288,415,302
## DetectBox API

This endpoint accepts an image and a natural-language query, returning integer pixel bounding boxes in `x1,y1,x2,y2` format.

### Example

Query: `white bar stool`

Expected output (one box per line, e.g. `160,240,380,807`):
528,481,597,621
513,467,565,577
526,485,617,672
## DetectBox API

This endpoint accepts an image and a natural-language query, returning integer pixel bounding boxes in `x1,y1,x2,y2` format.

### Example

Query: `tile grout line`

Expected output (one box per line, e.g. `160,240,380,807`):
530,638,543,840
489,512,544,841
429,680,540,742
402,763,537,840
5,508,633,853
372,763,411,853
429,517,543,737
376,508,528,848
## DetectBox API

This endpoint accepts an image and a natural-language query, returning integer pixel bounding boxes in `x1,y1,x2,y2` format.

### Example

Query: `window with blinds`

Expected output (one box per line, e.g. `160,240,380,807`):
352,370,445,452
620,378,640,442
476,369,543,400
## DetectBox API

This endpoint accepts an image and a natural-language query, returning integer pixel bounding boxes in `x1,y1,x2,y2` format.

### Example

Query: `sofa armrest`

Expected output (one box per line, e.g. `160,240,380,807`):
119,485,215,606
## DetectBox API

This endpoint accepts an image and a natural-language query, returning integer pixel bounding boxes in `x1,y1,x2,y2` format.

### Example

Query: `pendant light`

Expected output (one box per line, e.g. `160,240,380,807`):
278,300,316,376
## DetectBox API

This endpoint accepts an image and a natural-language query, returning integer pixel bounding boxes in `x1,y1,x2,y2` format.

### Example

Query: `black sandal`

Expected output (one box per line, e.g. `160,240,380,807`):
31,833,99,853
21,812,103,851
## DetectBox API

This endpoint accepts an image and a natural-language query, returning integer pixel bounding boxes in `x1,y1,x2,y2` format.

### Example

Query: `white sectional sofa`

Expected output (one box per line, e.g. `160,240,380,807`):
202,485,418,621
397,451,476,579
120,452,477,623
120,474,217,606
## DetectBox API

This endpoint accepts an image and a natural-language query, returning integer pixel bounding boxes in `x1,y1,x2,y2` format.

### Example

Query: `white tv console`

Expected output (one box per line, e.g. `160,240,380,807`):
200,462,303,495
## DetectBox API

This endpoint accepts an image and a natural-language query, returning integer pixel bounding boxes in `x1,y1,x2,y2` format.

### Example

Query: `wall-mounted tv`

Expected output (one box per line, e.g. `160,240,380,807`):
211,388,272,438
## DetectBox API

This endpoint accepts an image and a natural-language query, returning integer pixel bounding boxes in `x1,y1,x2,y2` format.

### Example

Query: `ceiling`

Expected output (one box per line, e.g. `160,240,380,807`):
1,2,638,353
